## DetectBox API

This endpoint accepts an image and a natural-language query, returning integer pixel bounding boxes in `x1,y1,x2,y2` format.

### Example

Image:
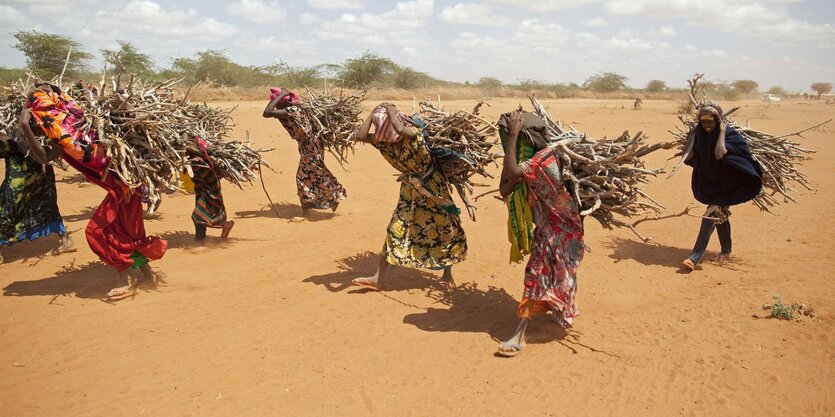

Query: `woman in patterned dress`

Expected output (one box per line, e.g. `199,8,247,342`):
183,133,234,241
19,83,166,300
262,88,346,216
350,103,467,290
496,111,585,357
0,129,75,263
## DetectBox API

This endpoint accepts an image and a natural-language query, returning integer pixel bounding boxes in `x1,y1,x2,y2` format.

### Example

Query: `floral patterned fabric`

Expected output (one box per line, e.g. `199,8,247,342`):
371,128,467,269
517,147,584,328
278,107,346,209
0,140,66,246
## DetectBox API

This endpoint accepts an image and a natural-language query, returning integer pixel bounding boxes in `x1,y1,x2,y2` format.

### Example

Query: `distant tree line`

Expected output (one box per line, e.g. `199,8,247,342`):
3,30,830,99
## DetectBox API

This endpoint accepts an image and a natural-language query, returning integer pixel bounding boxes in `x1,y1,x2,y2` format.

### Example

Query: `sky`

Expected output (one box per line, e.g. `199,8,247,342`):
0,0,833,92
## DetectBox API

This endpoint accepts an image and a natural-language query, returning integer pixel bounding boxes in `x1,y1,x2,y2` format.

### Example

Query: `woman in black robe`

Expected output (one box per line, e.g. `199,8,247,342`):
682,104,762,270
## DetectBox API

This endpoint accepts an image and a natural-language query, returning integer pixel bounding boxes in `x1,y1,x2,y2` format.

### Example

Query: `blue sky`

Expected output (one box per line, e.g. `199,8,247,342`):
1,0,833,91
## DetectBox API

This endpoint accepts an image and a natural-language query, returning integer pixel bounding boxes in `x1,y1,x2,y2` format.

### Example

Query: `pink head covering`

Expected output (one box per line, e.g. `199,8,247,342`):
371,106,412,143
269,87,302,106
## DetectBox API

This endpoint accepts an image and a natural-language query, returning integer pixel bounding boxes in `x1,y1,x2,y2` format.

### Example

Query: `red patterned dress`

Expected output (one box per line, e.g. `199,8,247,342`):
517,147,585,327
26,89,166,271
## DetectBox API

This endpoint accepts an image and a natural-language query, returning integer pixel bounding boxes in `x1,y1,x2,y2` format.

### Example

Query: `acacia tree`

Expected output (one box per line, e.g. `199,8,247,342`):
645,79,666,92
101,41,155,76
811,82,832,98
767,86,786,96
12,30,92,78
732,79,759,94
339,52,397,87
583,72,628,93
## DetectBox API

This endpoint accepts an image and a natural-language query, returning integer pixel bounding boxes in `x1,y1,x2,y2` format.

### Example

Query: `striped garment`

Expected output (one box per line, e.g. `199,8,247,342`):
191,158,226,228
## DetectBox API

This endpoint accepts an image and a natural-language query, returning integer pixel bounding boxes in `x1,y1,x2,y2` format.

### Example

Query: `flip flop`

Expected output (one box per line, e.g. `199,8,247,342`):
496,341,522,358
103,286,137,302
681,258,696,271
351,277,379,291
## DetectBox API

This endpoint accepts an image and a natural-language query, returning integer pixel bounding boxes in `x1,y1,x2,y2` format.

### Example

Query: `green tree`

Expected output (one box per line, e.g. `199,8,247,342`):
645,79,666,92
101,41,155,76
477,77,503,96
767,86,786,96
12,30,92,78
811,82,832,98
393,67,433,89
732,79,759,94
339,52,397,87
583,72,628,93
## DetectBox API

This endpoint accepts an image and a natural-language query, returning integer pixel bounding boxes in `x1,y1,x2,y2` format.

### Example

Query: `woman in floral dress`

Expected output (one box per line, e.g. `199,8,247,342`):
351,103,467,290
0,129,75,263
496,111,585,357
262,88,346,215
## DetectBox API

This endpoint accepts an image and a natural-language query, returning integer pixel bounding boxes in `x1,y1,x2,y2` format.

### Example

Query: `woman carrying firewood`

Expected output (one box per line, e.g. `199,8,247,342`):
262,87,346,215
0,128,75,263
495,111,585,357
350,102,467,290
182,132,235,242
680,104,762,270
19,83,167,300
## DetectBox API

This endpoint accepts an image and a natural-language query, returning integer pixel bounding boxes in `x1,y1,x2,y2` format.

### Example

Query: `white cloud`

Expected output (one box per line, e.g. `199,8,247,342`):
97,1,238,40
226,0,286,25
701,48,729,58
511,19,570,49
685,44,698,51
582,17,607,28
575,32,601,44
314,1,436,48
308,0,365,9
657,25,676,37
439,3,511,27
0,5,28,27
451,31,507,50
300,13,321,25
604,36,670,51
489,0,597,11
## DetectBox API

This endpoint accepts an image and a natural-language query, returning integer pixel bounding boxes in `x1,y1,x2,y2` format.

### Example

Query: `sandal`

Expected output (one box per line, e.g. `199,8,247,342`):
496,341,523,358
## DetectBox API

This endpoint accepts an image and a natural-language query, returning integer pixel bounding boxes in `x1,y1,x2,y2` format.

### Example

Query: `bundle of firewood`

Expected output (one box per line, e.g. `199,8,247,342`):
670,74,826,212
0,74,270,214
299,88,365,166
529,97,676,238
416,100,500,221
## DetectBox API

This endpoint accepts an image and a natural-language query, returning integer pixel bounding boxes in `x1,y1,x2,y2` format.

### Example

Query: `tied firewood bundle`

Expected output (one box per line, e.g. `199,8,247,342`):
417,100,500,221
670,74,828,212
529,97,676,241
0,75,271,214
299,88,366,166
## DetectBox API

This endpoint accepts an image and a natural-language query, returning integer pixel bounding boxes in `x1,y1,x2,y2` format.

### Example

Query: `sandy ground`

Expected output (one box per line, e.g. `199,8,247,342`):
0,98,833,417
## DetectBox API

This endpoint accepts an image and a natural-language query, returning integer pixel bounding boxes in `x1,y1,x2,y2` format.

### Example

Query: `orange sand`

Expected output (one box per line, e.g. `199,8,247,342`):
1,98,832,416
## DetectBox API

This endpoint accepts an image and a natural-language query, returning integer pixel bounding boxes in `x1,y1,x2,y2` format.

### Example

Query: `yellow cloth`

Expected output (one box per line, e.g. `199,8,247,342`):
179,170,195,193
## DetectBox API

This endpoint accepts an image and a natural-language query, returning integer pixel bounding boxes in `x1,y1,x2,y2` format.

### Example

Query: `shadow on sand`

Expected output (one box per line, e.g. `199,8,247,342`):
2,259,162,300
304,251,613,355
236,202,336,222
603,236,751,273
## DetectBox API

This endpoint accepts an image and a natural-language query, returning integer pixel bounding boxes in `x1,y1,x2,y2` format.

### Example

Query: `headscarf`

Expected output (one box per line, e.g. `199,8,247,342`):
370,106,413,143
697,103,723,121
269,87,302,106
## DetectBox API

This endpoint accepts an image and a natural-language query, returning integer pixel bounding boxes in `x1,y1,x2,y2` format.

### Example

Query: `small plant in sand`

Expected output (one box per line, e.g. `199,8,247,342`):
762,295,817,321
763,295,799,320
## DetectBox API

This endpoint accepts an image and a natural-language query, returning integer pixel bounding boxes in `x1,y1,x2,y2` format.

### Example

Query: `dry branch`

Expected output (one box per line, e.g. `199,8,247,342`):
416,100,500,221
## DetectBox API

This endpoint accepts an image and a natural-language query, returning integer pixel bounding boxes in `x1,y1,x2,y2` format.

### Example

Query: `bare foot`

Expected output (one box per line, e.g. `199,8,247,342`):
351,277,380,291
331,202,339,213
105,285,137,300
717,253,731,265
681,258,696,271
221,220,235,240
